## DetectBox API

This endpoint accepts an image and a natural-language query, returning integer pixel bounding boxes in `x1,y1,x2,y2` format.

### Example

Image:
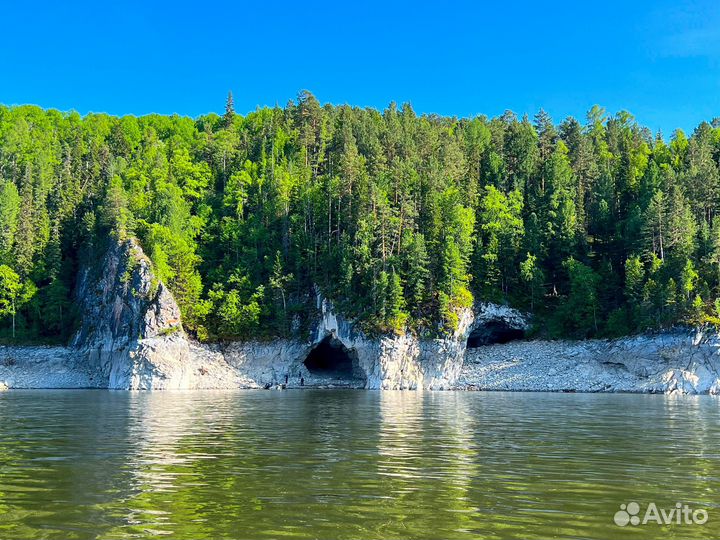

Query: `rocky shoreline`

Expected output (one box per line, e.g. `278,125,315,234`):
1,239,720,395
3,328,720,395
457,331,720,395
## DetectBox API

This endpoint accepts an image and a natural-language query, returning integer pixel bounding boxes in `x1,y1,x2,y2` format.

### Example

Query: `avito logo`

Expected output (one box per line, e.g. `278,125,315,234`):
614,501,708,527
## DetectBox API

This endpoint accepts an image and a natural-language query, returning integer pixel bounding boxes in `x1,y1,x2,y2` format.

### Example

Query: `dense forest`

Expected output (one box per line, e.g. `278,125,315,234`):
0,91,719,343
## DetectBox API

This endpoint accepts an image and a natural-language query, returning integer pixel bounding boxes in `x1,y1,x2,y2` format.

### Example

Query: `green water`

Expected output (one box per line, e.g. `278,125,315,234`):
0,390,718,539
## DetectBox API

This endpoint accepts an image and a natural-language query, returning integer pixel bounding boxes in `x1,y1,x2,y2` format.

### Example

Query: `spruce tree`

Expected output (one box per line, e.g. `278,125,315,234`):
224,91,235,127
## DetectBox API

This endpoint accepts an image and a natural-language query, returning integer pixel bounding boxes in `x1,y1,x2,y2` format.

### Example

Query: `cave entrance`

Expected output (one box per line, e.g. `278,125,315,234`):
467,322,525,348
304,336,362,380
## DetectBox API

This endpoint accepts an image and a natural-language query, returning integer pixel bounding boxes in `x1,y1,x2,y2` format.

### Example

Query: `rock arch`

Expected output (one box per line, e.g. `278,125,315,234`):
303,335,365,383
466,321,525,348
465,304,528,349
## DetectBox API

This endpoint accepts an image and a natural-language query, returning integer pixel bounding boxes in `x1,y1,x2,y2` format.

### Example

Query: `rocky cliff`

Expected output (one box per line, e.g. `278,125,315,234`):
201,296,478,390
71,239,190,389
2,238,720,394
64,238,488,390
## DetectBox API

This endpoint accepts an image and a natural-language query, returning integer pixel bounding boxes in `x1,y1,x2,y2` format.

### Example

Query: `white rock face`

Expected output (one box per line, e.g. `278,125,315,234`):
61,239,482,390
458,329,720,395
308,297,476,389
217,297,476,390
71,239,194,389
5,238,720,395
472,302,529,330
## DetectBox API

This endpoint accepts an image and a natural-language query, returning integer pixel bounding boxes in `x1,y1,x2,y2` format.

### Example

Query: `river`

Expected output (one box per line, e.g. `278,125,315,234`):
0,390,717,539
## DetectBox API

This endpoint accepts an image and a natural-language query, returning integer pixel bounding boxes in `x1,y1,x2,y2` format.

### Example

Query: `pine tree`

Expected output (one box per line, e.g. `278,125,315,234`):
13,169,35,277
405,232,430,313
559,257,600,336
520,252,543,310
385,268,407,332
224,91,235,127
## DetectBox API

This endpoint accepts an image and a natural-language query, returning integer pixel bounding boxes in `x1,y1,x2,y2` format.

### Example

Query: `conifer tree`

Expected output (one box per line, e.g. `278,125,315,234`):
224,91,235,127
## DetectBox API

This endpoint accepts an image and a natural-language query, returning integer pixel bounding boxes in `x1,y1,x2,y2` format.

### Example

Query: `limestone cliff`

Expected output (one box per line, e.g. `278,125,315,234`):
67,238,482,390
65,239,533,390
3,237,720,394
72,239,193,389
214,296,478,389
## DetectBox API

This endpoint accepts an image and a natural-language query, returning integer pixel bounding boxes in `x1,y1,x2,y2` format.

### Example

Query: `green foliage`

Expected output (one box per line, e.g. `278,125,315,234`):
138,222,206,331
207,277,264,338
519,252,543,310
0,180,20,262
2,96,720,342
477,185,523,299
101,176,133,239
681,259,698,301
553,258,600,337
0,264,34,339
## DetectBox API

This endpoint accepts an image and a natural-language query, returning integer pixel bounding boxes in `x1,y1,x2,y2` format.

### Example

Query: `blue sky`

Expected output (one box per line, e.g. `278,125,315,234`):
1,0,719,134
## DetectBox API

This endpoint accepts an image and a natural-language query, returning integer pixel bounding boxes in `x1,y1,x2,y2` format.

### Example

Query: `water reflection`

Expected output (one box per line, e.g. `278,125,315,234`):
0,390,718,539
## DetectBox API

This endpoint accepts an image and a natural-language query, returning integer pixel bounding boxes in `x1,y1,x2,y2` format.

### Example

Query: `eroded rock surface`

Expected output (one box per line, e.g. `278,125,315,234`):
458,329,720,395
0,345,100,389
467,303,529,347
215,297,475,389
70,239,194,389
24,238,481,390
3,238,720,394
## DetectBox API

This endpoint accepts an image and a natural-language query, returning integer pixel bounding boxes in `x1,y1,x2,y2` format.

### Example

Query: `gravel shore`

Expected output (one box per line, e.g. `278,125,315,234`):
457,331,720,395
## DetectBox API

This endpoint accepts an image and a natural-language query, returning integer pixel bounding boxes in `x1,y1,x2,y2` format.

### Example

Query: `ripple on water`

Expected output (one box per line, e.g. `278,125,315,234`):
0,390,718,539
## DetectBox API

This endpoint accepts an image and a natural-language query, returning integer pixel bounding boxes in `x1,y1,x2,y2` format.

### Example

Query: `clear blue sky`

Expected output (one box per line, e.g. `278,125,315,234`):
2,0,719,134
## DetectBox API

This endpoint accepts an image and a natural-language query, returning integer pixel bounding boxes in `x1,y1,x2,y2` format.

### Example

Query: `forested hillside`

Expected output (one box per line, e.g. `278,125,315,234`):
0,91,719,343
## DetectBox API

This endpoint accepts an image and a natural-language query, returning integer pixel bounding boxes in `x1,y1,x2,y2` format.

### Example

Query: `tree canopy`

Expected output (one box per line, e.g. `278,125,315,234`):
1,95,719,342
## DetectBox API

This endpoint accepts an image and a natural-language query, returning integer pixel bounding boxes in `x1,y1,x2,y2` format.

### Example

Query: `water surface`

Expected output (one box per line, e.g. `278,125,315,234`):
0,390,718,539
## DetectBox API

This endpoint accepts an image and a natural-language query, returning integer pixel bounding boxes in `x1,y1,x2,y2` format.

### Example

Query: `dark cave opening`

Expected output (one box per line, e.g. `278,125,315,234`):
303,336,361,379
466,322,525,348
